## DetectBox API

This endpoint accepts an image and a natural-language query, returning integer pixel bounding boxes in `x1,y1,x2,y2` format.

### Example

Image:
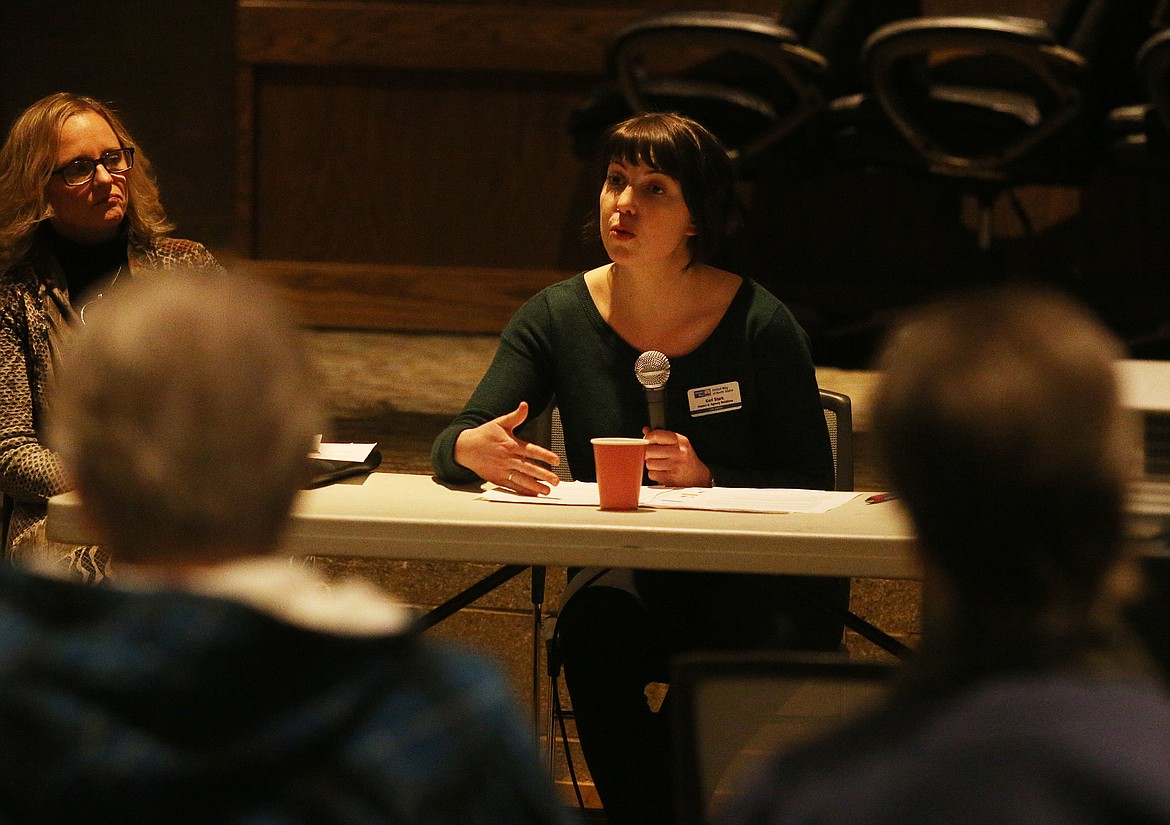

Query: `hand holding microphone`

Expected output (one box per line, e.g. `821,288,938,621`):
634,350,670,431
635,351,713,486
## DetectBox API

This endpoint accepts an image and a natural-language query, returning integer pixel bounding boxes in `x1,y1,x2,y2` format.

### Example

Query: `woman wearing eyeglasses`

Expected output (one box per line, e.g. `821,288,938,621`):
0,92,221,582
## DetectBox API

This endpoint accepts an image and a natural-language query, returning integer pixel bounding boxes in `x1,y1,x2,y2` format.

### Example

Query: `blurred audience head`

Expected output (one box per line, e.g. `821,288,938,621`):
873,284,1135,639
48,269,321,564
0,92,172,267
598,111,736,264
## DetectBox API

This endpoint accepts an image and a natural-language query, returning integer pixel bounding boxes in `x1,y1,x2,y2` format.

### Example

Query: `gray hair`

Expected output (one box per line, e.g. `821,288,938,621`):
47,269,322,563
872,284,1131,619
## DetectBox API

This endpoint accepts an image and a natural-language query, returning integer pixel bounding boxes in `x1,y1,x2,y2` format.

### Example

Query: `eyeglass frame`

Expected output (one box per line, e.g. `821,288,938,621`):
51,147,135,187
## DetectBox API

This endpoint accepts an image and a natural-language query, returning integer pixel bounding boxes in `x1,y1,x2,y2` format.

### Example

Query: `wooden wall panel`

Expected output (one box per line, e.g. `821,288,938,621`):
252,68,603,270
238,258,569,331
236,1,641,329
238,1,641,74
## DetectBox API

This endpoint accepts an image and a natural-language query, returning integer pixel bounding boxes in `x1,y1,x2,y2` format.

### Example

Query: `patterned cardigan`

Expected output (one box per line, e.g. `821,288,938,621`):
0,232,222,581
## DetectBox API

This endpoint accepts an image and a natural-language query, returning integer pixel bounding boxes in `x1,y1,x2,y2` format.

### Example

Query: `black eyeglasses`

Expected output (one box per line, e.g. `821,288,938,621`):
52,147,135,187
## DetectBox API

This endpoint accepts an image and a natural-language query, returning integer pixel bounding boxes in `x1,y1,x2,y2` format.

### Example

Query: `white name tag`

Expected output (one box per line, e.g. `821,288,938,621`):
687,381,742,417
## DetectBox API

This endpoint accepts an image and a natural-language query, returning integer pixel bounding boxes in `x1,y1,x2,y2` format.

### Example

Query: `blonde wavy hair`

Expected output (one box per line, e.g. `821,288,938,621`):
0,92,173,272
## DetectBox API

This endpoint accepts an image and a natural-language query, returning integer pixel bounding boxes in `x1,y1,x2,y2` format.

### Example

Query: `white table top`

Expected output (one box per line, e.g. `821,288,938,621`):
48,472,923,579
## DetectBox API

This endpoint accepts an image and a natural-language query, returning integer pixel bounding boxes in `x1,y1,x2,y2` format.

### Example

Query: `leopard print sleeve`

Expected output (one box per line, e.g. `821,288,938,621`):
0,271,70,503
138,238,224,273
0,237,222,506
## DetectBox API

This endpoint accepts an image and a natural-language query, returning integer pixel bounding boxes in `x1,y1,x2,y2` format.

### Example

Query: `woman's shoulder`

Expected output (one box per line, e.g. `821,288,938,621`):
723,276,799,329
534,270,588,301
0,259,41,306
0,259,37,289
512,271,589,319
735,275,783,309
135,236,221,270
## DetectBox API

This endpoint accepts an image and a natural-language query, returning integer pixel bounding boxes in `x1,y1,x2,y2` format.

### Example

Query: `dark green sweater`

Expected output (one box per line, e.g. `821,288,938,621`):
432,273,832,490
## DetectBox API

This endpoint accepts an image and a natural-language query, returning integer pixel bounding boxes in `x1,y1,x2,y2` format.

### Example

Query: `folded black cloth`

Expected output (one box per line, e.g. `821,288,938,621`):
305,449,382,489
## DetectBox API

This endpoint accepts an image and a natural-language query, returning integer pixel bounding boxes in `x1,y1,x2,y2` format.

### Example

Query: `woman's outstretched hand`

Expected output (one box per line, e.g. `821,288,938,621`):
454,401,561,495
643,427,713,488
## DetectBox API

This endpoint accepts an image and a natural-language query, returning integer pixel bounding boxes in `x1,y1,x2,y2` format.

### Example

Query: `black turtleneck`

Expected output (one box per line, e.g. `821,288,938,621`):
41,222,129,303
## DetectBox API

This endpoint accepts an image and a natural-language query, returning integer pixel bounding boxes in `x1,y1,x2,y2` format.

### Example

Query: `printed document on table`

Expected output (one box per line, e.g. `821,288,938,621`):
480,481,858,513
643,486,857,513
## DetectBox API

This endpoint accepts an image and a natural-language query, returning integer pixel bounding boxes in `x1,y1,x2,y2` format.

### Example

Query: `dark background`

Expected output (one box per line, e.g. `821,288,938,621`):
0,1,236,247
3,0,1168,366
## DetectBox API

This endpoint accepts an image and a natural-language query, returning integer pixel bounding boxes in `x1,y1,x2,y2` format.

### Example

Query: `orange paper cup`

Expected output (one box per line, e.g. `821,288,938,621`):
591,437,648,511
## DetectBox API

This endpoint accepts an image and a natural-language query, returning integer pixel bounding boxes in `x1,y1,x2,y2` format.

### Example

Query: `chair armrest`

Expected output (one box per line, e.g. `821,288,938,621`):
862,16,1084,79
608,10,803,51
863,16,1058,55
1107,103,1151,134
607,11,826,84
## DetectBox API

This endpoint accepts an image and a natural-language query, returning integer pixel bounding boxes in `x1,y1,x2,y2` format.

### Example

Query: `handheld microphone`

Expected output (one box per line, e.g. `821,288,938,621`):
634,350,671,431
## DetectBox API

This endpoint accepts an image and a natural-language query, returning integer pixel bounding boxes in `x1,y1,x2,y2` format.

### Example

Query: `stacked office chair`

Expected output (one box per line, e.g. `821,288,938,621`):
1142,12,1170,137
569,1,921,179
831,0,1160,251
1103,19,1170,359
568,10,830,179
1108,21,1170,170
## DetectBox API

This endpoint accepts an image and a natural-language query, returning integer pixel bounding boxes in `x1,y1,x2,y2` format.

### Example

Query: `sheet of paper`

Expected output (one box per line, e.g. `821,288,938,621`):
310,442,376,462
642,486,858,514
481,481,603,506
480,481,858,514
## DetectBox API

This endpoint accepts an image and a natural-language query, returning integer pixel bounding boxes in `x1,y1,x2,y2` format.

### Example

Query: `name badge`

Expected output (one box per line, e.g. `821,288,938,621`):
688,381,742,417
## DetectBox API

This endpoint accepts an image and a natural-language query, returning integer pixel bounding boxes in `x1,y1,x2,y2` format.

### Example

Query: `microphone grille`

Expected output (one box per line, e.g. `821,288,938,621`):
634,350,671,389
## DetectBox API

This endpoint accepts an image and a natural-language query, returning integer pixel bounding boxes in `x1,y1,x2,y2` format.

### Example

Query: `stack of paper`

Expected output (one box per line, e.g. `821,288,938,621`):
480,481,858,514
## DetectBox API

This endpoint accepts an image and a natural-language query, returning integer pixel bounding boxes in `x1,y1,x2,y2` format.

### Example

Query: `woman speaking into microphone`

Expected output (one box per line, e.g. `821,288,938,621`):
431,112,842,825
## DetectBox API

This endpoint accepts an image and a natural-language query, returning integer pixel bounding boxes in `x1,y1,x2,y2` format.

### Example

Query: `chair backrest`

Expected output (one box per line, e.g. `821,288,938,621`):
521,400,574,482
548,406,573,482
819,388,853,492
1102,12,1170,166
523,390,852,490
671,651,897,825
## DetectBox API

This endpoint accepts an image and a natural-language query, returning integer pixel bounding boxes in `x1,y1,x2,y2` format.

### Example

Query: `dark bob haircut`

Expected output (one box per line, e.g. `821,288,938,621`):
596,112,736,265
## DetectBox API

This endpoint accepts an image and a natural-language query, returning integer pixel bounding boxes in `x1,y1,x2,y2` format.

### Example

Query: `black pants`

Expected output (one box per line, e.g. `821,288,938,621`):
556,569,847,825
